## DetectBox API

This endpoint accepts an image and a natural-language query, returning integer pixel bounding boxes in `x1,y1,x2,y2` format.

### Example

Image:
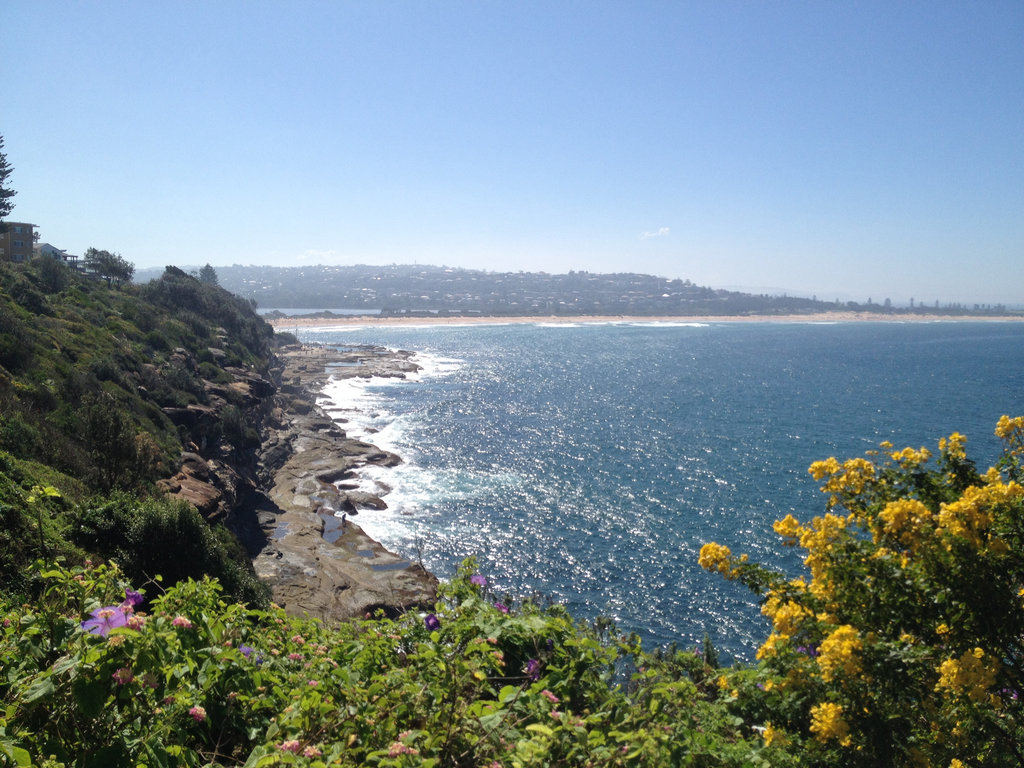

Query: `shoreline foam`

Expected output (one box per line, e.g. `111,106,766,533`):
269,311,1024,330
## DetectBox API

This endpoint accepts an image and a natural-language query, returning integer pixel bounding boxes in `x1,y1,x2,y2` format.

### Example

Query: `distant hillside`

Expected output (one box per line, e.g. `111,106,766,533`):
137,264,1013,317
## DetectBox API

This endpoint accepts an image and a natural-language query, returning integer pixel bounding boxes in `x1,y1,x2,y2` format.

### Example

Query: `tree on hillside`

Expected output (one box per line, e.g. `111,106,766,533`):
0,134,16,232
84,247,135,288
198,263,219,286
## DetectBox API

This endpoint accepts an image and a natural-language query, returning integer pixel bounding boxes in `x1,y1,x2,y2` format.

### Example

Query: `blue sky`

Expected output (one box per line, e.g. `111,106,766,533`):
5,1,1023,305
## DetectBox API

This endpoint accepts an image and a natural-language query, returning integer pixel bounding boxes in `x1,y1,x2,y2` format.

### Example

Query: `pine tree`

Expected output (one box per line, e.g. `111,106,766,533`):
198,263,219,286
0,134,16,232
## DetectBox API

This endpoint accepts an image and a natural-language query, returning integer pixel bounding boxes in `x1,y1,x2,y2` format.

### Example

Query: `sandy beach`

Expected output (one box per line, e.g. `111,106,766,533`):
267,311,1024,330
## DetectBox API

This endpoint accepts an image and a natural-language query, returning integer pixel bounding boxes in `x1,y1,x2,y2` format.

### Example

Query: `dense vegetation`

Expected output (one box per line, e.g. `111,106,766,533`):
3,423,1023,766
0,260,274,603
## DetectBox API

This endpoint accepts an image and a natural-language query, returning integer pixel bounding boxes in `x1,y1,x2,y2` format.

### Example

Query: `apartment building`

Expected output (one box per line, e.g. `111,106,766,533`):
0,222,35,262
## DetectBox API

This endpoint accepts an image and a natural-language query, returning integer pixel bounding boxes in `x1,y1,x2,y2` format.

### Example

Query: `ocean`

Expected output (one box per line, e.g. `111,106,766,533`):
299,320,1024,660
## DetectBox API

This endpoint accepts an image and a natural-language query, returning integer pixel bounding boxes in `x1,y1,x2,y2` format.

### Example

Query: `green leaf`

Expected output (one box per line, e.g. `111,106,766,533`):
241,744,270,768
526,723,554,737
51,654,80,676
0,743,32,767
21,676,55,703
498,685,520,703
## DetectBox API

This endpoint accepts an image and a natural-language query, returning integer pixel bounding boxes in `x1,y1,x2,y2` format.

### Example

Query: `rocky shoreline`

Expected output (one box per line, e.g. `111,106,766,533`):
160,342,438,621
249,343,437,619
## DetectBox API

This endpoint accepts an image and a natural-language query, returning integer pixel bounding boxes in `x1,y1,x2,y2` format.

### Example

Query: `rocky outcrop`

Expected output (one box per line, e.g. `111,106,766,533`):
159,342,437,621
250,345,436,620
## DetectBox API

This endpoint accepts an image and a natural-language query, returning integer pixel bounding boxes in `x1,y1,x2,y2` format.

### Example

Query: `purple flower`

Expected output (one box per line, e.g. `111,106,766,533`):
123,589,143,608
525,658,541,681
424,614,441,632
470,573,487,587
240,645,254,659
81,605,129,637
494,602,509,614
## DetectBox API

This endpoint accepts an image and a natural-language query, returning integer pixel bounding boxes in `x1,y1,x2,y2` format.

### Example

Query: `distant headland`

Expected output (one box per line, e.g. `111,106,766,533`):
135,263,1020,320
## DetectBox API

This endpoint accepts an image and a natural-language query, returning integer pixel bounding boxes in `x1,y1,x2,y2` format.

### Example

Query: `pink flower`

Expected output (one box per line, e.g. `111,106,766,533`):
288,652,303,661
302,746,323,758
291,634,306,644
540,689,559,704
188,705,206,722
307,679,319,687
388,742,419,757
172,616,193,629
112,667,134,685
277,740,301,753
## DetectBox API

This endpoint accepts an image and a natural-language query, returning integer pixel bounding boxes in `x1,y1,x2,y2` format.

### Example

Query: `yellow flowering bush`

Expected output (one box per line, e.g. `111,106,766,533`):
701,418,1024,766
809,701,851,746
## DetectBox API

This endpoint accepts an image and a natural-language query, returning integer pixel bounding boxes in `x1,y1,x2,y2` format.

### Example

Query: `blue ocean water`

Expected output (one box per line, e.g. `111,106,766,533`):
303,321,1024,660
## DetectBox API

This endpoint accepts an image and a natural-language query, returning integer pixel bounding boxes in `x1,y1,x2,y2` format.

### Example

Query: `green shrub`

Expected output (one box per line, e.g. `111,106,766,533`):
0,559,774,768
69,494,269,609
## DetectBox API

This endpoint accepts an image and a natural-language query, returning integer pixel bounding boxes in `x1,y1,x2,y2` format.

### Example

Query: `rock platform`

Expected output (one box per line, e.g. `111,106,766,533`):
250,343,437,620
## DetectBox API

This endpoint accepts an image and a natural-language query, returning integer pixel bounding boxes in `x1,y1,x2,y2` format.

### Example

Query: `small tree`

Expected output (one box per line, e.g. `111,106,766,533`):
0,134,16,232
198,263,219,286
84,247,135,288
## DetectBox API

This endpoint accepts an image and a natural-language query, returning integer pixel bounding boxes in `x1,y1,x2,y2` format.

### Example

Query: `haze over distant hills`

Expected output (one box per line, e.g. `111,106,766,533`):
135,264,1015,318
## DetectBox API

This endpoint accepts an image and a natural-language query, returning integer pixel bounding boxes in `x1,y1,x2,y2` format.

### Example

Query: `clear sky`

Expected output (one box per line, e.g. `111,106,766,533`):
5,1,1023,305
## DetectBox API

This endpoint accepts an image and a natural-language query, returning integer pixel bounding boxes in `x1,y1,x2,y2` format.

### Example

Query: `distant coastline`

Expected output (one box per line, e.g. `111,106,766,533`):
268,311,1024,329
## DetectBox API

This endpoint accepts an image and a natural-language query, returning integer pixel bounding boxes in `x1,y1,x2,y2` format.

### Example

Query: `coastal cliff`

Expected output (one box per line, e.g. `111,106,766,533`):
161,341,437,620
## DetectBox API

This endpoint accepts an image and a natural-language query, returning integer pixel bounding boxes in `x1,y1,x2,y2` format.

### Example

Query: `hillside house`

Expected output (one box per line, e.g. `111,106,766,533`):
36,242,80,269
0,222,35,262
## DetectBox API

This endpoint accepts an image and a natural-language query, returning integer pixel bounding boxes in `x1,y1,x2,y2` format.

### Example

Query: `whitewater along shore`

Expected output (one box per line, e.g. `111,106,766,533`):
248,343,437,619
268,311,1024,329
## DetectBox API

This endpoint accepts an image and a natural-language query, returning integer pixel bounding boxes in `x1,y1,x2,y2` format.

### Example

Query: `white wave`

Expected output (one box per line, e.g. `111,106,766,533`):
404,351,465,380
316,346,471,548
345,463,524,551
628,321,710,328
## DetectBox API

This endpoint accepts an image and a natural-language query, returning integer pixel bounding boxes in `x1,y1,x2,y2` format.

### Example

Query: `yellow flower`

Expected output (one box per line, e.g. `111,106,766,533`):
776,601,807,637
949,760,965,768
938,432,967,459
756,632,787,661
935,647,999,703
817,625,863,682
773,514,804,545
698,542,733,576
809,702,851,746
809,457,840,481
995,414,1024,440
937,481,1023,549
762,722,787,747
889,445,933,469
877,499,933,548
